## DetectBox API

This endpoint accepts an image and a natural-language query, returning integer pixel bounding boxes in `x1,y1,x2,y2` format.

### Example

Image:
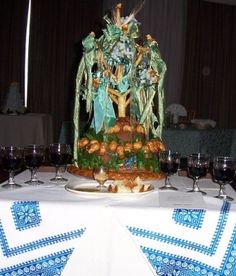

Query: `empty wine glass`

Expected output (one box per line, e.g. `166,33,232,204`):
0,146,24,189
93,166,109,191
187,153,209,195
212,156,235,201
158,150,180,190
24,144,45,184
49,143,72,183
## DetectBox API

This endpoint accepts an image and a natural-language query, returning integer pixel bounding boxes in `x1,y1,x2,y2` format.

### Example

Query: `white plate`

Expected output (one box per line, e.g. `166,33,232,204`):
65,180,155,197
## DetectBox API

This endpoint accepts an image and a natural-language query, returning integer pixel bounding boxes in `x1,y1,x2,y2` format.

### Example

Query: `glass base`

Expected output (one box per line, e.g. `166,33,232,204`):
50,176,68,183
159,185,178,191
215,194,234,201
25,179,44,185
189,180,207,195
188,189,207,195
96,184,107,191
1,183,21,189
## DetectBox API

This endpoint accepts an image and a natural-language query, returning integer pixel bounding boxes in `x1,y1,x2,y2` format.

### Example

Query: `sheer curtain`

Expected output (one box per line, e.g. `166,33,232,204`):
27,0,103,140
103,0,187,106
0,0,29,108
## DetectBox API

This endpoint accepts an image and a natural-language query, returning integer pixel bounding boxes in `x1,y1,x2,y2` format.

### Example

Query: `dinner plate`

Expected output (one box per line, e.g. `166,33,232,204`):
65,180,155,197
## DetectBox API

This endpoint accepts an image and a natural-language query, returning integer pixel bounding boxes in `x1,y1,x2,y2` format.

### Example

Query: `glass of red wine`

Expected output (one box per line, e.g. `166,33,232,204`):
0,146,24,189
187,153,209,195
49,143,72,183
24,144,45,184
159,150,180,190
212,156,235,201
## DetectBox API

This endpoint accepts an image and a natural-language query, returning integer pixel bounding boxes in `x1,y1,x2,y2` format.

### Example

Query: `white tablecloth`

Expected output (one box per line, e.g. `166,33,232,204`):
0,170,236,276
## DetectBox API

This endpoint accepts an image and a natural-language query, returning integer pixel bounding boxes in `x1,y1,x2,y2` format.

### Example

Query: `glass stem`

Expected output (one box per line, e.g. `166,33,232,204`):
8,171,15,185
31,168,38,182
99,181,107,191
55,166,62,179
165,175,172,188
218,183,226,197
192,178,200,192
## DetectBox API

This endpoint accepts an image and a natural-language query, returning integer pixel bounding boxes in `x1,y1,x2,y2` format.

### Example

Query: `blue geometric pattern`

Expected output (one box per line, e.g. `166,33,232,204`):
0,248,73,276
0,220,86,257
128,201,230,256
173,209,205,230
141,224,236,275
11,201,41,231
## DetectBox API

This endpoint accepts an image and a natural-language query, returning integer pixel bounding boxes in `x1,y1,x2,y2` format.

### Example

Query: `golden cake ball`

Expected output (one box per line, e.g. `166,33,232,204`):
146,141,156,153
158,141,166,151
124,142,133,152
123,124,132,132
88,142,100,153
143,144,150,154
133,141,142,150
116,145,124,158
90,139,99,145
136,125,145,134
78,137,89,148
109,141,118,152
150,140,159,152
99,142,107,155
107,124,120,134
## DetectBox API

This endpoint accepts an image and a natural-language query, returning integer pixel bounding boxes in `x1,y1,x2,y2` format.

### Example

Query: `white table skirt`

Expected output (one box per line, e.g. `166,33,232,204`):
0,170,236,276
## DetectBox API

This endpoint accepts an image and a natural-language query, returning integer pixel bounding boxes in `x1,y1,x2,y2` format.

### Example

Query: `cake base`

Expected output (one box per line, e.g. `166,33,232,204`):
68,165,164,180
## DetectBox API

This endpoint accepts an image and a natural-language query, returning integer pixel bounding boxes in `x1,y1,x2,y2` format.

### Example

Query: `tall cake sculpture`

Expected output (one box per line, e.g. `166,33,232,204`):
69,3,167,180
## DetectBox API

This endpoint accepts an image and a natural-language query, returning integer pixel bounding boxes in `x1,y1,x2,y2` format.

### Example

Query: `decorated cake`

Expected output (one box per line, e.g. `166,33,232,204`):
68,3,167,180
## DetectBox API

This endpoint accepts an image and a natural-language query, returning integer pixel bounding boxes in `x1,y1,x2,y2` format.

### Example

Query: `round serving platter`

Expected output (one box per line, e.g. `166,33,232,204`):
65,180,155,197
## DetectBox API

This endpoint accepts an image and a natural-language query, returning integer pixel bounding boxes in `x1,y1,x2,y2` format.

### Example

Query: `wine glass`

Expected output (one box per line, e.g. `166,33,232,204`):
212,156,235,201
93,166,109,191
0,146,24,189
158,150,180,190
187,153,209,195
24,144,45,184
49,143,72,183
